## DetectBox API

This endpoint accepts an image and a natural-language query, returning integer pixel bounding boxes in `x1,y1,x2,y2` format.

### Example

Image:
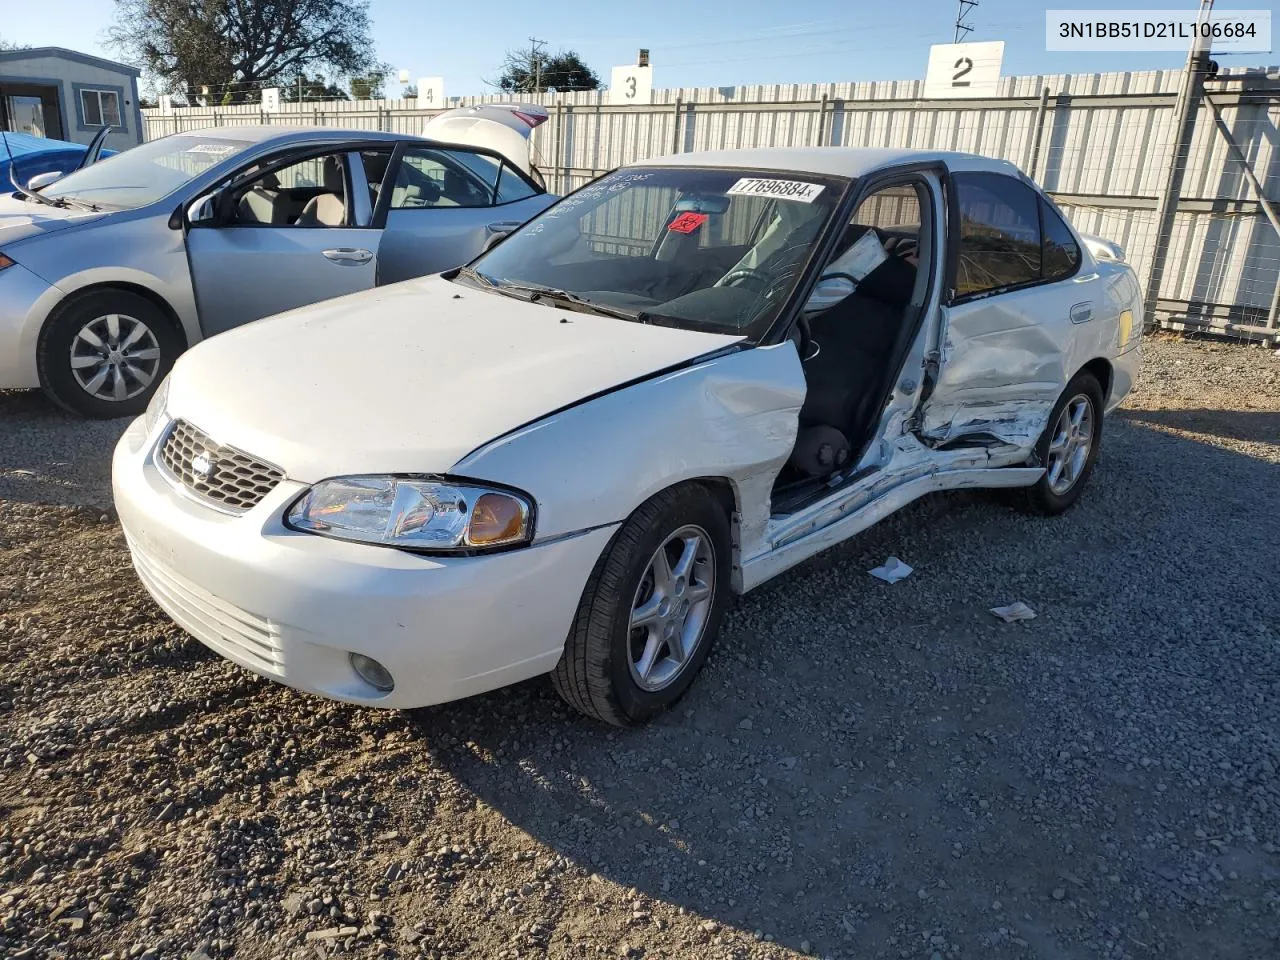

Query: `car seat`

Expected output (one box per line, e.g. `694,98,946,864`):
237,172,288,224
296,156,347,226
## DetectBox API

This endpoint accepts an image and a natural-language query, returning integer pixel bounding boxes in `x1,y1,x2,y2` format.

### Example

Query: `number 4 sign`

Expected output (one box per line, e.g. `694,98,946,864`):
923,41,1004,99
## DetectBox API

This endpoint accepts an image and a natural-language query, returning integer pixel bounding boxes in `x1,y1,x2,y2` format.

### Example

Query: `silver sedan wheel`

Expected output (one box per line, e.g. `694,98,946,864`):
69,313,161,402
627,524,716,692
1046,394,1095,495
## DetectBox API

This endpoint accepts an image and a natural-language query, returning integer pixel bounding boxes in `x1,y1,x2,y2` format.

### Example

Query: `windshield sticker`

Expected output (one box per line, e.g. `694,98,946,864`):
727,178,825,203
187,143,237,156
668,212,709,234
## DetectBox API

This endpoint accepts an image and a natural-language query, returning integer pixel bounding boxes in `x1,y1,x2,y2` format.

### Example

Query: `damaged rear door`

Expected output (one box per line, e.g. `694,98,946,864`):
917,170,1081,453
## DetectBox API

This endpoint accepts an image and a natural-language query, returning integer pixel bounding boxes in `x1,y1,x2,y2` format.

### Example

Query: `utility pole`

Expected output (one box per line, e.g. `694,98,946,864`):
1143,0,1215,328
529,37,547,95
954,0,978,43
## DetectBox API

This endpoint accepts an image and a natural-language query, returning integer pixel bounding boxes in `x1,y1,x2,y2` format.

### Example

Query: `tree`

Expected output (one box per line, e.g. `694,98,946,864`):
109,0,384,104
349,74,384,100
281,74,350,103
0,35,29,50
402,84,417,99
494,46,599,94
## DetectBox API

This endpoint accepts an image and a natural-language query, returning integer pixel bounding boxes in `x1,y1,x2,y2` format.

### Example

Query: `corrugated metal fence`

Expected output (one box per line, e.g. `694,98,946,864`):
143,67,1280,340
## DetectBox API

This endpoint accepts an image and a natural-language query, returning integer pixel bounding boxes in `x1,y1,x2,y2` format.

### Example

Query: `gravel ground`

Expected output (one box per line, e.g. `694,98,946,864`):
1,337,1278,960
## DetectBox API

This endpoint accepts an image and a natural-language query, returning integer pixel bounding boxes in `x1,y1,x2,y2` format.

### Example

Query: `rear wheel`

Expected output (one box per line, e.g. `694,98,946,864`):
552,484,731,726
38,290,182,419
1019,371,1104,515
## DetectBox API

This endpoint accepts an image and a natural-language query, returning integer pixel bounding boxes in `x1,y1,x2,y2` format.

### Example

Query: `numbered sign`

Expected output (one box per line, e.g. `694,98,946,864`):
261,87,280,112
923,41,1004,99
608,65,653,106
417,77,445,108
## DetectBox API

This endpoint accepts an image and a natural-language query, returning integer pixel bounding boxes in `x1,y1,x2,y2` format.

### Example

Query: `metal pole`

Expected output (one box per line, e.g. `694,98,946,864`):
1143,0,1215,328
1203,93,1280,335
671,96,683,154
1026,86,1050,182
815,94,828,146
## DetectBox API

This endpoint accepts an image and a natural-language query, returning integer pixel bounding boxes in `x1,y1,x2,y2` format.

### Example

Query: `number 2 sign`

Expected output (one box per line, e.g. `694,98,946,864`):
923,41,1004,99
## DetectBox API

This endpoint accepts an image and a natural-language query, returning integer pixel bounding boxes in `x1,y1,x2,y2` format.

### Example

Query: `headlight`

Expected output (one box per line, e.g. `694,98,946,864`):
286,477,534,552
143,376,170,435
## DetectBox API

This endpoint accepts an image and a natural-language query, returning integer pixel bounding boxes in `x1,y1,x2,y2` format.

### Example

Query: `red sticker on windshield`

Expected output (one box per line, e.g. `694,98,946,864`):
668,212,708,234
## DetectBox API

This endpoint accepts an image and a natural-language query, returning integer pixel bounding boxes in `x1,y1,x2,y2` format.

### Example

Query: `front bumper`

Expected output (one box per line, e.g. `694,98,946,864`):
112,416,617,709
0,261,58,388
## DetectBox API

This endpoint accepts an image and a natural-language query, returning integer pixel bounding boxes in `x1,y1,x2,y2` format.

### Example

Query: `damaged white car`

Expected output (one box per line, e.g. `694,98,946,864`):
113,147,1142,726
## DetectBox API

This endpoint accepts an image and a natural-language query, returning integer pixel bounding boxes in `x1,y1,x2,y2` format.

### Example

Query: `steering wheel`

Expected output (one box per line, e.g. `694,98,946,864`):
720,267,772,291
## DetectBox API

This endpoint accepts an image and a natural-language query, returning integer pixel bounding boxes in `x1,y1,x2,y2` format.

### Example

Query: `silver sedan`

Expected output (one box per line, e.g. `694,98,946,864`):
0,110,555,417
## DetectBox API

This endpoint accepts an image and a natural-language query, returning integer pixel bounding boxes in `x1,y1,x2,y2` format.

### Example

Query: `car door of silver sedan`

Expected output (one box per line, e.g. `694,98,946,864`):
185,149,380,337
375,144,555,286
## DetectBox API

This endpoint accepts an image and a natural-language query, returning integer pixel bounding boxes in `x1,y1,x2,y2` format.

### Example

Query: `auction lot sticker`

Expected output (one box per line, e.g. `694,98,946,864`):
727,178,826,203
1046,9,1272,52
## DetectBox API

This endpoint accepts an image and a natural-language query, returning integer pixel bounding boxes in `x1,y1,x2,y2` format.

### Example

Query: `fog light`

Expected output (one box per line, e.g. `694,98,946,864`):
349,652,395,693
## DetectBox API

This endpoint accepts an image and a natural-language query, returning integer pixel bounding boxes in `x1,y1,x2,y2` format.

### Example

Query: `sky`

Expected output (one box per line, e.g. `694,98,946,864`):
1,0,1271,97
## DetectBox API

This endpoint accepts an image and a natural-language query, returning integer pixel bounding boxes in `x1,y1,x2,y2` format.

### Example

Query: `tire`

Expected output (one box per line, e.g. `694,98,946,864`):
37,289,182,419
551,483,732,726
1019,370,1105,516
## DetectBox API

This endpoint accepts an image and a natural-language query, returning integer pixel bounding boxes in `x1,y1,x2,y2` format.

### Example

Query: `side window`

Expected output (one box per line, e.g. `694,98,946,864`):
232,151,350,227
496,164,539,204
805,181,928,314
391,148,498,209
952,173,1041,298
1041,198,1081,282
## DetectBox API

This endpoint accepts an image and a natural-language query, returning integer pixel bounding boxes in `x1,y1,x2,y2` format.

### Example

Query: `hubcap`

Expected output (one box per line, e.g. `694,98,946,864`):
627,524,716,692
69,313,161,402
1045,394,1095,495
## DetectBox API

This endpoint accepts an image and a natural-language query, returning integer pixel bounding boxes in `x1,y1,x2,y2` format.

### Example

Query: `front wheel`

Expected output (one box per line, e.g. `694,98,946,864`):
552,484,732,726
37,290,182,419
1019,371,1104,515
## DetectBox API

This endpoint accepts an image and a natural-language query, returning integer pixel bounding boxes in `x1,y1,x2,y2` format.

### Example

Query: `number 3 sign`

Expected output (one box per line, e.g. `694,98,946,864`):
923,41,1004,99
609,64,654,105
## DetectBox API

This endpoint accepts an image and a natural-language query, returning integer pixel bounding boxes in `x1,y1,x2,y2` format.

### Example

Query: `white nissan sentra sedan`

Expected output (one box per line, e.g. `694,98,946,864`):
113,147,1142,726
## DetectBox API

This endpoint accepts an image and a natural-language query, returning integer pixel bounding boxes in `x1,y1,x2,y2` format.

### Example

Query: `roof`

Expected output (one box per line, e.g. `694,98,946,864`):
166,125,411,146
0,131,86,157
634,146,1023,179
0,46,141,77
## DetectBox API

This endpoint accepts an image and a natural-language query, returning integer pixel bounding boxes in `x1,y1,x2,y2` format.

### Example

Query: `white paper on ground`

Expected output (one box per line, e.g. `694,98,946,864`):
990,602,1037,623
869,556,913,584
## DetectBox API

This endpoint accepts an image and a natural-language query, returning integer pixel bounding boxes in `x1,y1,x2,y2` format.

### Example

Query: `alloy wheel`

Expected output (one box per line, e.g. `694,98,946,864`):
69,313,162,402
627,524,716,692
1045,394,1095,495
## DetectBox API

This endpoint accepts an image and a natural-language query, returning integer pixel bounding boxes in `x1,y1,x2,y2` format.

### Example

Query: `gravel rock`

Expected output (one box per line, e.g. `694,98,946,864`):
2,337,1279,959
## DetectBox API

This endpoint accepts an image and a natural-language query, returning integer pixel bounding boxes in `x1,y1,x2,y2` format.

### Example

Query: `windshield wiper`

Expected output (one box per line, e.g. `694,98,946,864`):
55,195,100,211
497,283,646,322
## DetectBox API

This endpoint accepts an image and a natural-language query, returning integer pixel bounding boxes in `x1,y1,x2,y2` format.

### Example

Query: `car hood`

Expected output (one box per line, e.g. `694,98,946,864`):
0,193,106,246
166,275,745,482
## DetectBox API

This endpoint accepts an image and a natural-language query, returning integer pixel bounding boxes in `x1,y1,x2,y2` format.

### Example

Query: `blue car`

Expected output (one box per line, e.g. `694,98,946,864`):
0,129,114,192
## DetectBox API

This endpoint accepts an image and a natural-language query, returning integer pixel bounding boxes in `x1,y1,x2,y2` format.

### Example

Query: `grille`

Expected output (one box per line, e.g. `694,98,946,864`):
127,535,282,675
158,420,283,512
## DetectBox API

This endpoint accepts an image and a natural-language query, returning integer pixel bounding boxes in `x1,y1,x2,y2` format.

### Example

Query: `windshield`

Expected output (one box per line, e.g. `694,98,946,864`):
40,135,253,210
466,165,848,338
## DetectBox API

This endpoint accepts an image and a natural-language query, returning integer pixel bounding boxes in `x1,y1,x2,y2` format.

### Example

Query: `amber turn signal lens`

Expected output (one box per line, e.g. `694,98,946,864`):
0,253,16,271
467,492,528,546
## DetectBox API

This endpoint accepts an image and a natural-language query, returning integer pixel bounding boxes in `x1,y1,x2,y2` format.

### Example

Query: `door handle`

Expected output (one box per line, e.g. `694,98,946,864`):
485,221,522,235
1070,302,1093,324
323,247,373,264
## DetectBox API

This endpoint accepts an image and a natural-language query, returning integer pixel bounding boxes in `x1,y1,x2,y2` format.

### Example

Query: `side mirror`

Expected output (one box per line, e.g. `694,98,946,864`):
184,194,217,227
803,274,857,314
26,171,62,192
